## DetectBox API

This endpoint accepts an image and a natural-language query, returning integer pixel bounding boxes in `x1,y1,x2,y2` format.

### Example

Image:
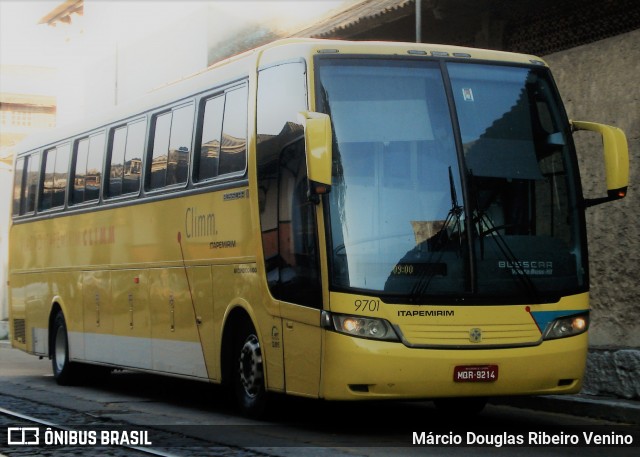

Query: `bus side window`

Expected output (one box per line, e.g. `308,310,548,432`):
12,157,25,216
73,138,90,204
72,132,105,205
218,85,247,176
276,140,322,306
40,143,69,211
108,126,128,198
123,120,145,193
41,147,56,210
149,103,193,190
198,95,224,181
150,113,172,189
257,61,321,308
195,84,247,182
24,152,40,214
107,120,144,198
86,133,105,201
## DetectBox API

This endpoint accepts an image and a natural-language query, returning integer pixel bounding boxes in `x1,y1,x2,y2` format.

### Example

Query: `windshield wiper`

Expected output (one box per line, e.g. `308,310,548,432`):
472,175,540,301
407,167,465,298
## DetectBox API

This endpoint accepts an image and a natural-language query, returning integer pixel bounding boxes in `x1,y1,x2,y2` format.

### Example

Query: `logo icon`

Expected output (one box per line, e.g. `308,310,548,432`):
7,427,40,445
469,328,482,343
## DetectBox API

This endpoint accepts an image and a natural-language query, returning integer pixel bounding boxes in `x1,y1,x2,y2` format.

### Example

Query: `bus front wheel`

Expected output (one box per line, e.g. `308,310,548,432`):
233,322,267,418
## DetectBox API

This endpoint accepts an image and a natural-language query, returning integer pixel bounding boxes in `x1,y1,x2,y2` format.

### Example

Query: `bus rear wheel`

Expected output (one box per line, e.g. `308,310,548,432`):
233,322,267,418
51,311,79,385
51,311,111,385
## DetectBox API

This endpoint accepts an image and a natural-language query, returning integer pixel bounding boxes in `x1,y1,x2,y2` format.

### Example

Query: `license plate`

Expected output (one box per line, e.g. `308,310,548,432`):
454,365,498,382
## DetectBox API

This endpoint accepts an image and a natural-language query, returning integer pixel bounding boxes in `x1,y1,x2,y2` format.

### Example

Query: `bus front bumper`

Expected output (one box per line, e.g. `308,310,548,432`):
320,330,587,400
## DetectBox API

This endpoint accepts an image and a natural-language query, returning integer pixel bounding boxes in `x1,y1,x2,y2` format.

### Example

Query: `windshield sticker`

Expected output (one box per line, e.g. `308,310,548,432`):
498,260,553,276
462,88,474,102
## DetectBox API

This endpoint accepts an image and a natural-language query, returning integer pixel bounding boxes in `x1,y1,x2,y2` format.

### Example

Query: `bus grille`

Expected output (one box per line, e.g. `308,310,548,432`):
397,321,542,348
13,318,26,343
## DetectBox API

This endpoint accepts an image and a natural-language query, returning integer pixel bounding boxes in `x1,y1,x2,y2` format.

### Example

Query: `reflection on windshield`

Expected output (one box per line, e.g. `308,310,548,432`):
449,63,584,298
318,58,586,302
320,60,466,296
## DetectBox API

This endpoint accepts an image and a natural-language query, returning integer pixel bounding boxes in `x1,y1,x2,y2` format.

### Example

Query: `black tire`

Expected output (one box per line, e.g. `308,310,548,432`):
233,320,268,418
51,311,79,385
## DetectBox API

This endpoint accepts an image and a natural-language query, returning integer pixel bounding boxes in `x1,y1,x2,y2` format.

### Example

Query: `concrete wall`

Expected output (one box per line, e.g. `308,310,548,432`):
544,29,640,348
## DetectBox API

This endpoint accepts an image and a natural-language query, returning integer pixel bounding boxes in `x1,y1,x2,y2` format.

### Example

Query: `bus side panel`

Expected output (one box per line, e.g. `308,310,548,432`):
38,271,78,357
189,266,217,380
8,273,27,352
82,270,111,363
211,263,286,392
23,274,47,356
109,269,152,369
148,267,208,378
282,305,322,397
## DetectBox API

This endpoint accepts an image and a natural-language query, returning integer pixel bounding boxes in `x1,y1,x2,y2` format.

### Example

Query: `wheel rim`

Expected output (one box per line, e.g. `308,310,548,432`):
238,334,263,398
54,326,67,373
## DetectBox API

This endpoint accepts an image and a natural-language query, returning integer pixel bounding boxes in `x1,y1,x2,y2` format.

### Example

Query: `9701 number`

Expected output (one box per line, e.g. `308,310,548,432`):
355,299,380,312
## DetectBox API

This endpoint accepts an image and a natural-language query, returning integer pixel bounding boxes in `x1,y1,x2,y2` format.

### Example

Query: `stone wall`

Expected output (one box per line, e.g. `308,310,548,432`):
544,29,640,398
583,348,640,399
543,29,640,348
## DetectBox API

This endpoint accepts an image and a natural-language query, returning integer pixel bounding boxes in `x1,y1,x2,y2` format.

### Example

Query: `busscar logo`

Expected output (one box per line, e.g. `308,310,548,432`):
498,260,553,276
8,427,40,445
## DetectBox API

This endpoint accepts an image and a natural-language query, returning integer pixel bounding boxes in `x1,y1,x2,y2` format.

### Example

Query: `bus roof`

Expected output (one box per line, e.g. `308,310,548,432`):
13,38,546,156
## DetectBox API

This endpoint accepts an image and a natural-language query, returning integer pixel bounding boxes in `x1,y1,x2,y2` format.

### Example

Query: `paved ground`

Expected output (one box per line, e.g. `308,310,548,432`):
2,338,639,426
490,394,640,425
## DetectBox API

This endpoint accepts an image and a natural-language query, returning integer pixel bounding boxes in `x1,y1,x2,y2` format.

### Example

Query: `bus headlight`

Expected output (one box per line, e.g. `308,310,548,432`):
543,313,589,340
322,312,400,342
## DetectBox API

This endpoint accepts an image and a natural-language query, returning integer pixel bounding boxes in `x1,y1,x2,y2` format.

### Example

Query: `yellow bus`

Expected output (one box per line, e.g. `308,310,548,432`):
8,38,629,417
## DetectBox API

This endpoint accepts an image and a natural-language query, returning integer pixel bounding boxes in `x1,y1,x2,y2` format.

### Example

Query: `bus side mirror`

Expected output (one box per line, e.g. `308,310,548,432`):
298,111,332,202
571,120,629,207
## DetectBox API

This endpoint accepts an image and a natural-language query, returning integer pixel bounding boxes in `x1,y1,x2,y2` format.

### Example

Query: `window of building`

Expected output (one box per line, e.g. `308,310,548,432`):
11,110,32,126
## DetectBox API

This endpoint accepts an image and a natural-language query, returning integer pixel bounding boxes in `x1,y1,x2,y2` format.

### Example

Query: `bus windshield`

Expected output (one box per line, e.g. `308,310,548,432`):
317,58,586,302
